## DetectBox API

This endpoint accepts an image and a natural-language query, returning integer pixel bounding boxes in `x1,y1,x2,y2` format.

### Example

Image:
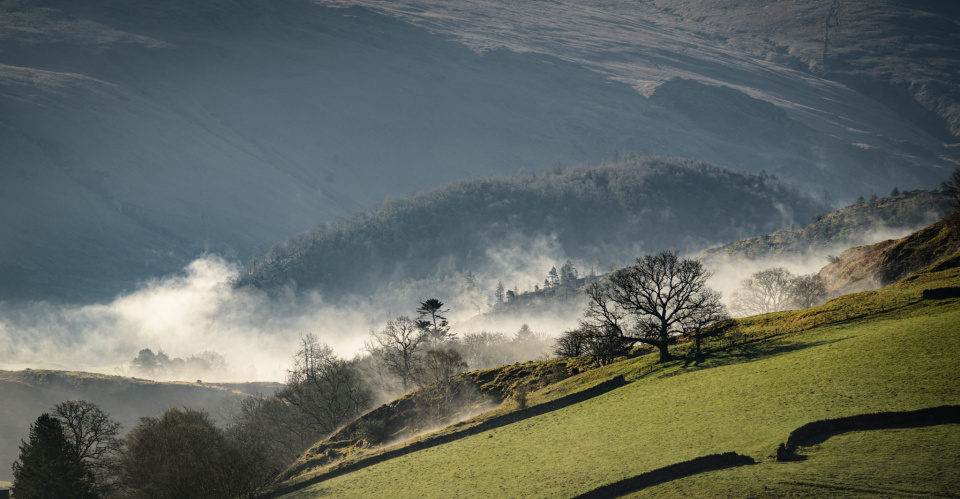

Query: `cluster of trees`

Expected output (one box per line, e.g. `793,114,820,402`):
12,401,121,499
555,251,727,364
499,260,600,311
11,297,554,498
552,253,834,366
13,335,374,498
127,348,229,381
365,300,551,394
233,157,828,300
729,267,827,317
12,401,272,499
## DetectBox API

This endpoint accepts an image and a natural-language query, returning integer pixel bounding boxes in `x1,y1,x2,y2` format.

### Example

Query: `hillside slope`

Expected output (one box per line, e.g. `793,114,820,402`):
2,0,956,302
324,0,958,182
232,157,826,299
820,210,960,294
648,0,960,139
271,231,960,497
698,189,953,264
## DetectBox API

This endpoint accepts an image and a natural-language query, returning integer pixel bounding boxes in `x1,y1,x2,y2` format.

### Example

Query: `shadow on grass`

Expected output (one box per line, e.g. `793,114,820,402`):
674,335,854,373
572,452,756,499
783,405,960,454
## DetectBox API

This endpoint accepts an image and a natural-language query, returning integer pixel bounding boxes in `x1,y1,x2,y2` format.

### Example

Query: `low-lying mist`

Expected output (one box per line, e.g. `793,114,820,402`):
3,209,924,382
0,243,587,382
704,222,928,312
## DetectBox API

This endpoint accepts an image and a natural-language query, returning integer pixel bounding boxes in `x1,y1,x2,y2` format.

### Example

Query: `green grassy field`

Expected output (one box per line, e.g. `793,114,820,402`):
630,424,960,498
280,264,960,498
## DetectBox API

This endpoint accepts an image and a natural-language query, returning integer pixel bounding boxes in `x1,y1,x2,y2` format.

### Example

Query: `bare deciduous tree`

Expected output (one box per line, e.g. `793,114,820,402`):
411,349,468,389
941,167,960,210
368,316,427,392
411,349,470,420
730,267,795,317
583,251,721,362
789,273,827,309
230,394,318,475
554,327,590,358
682,289,728,359
278,334,372,436
52,400,122,496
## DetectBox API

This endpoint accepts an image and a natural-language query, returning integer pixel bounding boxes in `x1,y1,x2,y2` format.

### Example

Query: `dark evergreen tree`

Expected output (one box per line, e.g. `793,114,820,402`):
12,414,95,499
415,298,452,343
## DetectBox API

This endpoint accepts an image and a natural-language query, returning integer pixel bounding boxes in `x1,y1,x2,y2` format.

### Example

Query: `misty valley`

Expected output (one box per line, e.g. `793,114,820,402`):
2,0,960,497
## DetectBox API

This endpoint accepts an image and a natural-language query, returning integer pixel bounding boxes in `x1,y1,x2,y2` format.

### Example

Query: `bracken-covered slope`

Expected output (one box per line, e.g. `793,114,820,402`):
820,210,960,294
2,0,957,302
232,157,826,299
269,225,960,498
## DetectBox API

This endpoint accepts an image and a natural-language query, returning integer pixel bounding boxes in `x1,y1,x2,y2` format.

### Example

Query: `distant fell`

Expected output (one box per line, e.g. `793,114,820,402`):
233,157,827,300
699,189,953,265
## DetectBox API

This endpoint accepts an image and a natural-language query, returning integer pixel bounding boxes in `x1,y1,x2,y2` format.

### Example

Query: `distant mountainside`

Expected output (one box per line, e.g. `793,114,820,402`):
647,0,960,139
698,189,954,265
233,157,827,299
332,0,960,146
2,0,957,302
0,369,280,482
820,211,960,295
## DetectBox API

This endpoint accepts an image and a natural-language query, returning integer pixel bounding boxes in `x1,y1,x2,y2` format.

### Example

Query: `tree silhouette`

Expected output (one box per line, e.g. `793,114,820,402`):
12,413,95,499
416,298,452,344
369,317,427,392
584,251,722,362
52,400,122,496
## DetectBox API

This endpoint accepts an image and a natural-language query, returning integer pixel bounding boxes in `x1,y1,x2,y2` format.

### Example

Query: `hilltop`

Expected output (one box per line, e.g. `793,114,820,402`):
232,157,826,299
2,0,957,302
0,369,280,482
267,216,960,498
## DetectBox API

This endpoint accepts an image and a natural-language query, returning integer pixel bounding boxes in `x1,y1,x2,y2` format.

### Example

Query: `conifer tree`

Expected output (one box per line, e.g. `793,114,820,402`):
12,414,95,499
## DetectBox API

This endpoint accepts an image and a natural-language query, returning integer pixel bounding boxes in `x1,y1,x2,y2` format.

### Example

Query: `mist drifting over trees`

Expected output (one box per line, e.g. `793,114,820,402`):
234,157,828,300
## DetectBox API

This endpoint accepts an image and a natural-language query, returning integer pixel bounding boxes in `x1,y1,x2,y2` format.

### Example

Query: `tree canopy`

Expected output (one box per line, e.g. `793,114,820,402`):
583,251,725,362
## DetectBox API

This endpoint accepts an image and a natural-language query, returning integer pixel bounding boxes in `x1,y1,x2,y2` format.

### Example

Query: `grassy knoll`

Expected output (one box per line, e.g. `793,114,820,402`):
630,424,960,498
280,260,960,498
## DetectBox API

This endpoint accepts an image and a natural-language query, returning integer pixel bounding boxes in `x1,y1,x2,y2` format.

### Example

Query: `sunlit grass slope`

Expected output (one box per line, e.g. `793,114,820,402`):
630,424,960,498
282,263,960,498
